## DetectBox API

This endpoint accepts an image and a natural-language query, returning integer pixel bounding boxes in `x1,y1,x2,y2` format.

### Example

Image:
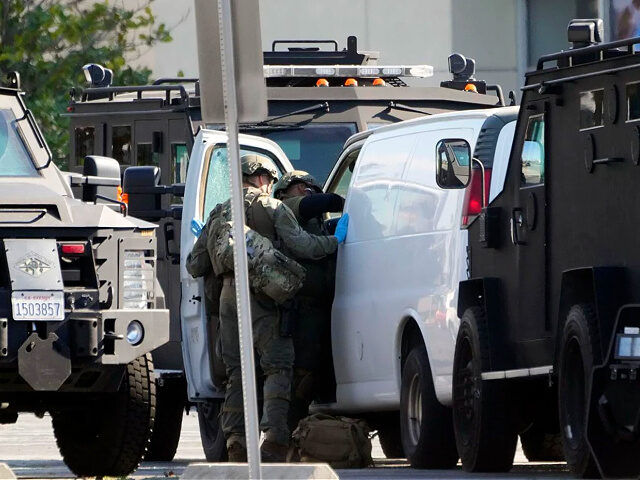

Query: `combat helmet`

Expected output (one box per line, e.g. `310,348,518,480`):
241,153,278,179
273,170,322,199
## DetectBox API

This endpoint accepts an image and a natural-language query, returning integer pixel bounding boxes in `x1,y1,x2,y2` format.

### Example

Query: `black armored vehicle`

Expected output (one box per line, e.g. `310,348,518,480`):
64,36,506,460
455,19,640,479
0,76,169,477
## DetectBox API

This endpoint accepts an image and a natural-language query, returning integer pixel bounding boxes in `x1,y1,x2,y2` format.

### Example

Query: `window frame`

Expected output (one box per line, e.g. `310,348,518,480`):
578,88,605,131
520,112,546,188
198,143,286,220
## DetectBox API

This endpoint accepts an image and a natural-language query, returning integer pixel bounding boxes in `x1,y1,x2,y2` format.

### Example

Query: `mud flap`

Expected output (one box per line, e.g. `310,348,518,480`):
587,305,640,479
18,332,71,391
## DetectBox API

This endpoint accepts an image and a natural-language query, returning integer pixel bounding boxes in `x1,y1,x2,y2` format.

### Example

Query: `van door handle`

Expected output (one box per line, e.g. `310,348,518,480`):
511,208,526,245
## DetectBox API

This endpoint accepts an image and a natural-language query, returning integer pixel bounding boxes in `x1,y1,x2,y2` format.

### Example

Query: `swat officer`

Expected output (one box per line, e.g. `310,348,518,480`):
212,155,349,463
273,171,345,431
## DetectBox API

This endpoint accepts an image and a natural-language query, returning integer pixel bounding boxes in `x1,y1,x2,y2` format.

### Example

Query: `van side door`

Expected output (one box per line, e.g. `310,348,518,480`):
179,130,292,400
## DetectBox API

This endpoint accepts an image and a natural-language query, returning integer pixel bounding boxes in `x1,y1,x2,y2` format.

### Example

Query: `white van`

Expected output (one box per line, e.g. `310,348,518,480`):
317,107,518,467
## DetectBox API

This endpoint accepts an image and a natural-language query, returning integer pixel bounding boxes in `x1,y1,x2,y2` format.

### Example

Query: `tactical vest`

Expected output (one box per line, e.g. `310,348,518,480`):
207,191,306,304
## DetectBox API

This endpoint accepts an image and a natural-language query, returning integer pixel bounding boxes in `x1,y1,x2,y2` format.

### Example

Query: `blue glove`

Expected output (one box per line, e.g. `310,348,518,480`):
191,219,204,237
334,213,349,244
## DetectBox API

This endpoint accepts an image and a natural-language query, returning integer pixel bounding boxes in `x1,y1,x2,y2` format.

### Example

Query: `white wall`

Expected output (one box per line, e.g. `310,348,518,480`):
134,0,521,93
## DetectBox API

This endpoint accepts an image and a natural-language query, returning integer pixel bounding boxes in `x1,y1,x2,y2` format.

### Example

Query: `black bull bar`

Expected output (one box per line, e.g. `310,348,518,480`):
587,305,640,479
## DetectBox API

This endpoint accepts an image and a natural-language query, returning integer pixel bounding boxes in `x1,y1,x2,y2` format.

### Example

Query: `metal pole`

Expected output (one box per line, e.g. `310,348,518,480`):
217,0,262,478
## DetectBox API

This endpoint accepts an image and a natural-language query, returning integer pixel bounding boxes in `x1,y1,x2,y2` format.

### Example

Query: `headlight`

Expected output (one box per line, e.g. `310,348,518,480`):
126,320,144,345
122,250,154,309
615,327,640,359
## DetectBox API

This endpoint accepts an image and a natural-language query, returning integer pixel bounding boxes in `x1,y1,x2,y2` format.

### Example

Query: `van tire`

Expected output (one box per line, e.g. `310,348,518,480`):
400,346,458,468
144,380,184,461
558,304,600,478
52,354,156,477
453,307,517,472
197,399,228,462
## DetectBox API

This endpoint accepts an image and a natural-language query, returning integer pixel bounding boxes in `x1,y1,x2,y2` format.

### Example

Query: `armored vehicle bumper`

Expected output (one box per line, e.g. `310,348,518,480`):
0,236,170,393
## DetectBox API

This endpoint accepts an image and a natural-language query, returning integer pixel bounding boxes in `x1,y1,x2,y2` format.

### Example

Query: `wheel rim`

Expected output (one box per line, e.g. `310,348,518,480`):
454,335,477,448
562,336,586,451
407,372,423,446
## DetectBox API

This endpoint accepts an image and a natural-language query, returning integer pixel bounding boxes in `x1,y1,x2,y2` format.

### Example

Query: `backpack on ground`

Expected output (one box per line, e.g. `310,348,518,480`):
288,413,373,468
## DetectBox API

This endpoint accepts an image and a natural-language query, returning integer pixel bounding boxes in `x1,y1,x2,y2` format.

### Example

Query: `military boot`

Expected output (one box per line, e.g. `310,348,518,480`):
260,439,289,463
227,442,247,462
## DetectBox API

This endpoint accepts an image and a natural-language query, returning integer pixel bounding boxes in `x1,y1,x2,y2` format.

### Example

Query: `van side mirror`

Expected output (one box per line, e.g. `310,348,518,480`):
123,166,162,219
82,155,121,203
436,139,471,188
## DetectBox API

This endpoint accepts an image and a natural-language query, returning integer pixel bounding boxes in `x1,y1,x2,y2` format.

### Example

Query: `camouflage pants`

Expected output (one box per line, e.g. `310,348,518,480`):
219,279,294,447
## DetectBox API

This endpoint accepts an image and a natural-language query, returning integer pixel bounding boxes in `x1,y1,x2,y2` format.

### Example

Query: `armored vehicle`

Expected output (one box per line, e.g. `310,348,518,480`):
0,76,169,477
64,36,505,460
455,19,640,478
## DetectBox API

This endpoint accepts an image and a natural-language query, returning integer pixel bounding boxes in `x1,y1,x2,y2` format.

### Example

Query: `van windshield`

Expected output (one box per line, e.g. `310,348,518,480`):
0,108,38,177
255,123,357,184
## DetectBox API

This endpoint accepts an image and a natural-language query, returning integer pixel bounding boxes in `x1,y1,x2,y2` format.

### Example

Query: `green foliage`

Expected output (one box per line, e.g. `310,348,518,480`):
0,0,172,168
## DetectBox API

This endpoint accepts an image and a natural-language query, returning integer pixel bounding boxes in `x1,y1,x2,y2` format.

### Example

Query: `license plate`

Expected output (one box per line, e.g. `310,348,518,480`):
11,291,64,321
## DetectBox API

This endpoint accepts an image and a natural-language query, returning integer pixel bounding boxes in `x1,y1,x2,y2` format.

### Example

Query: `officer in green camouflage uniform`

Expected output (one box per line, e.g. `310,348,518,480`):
273,171,345,432
211,155,348,462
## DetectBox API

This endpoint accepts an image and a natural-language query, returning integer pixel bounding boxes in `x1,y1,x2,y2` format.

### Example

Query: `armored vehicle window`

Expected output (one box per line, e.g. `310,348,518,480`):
0,109,38,177
171,143,189,184
521,114,545,187
74,126,94,166
626,82,640,121
579,89,604,130
202,145,283,220
112,125,132,165
257,123,356,185
137,143,157,166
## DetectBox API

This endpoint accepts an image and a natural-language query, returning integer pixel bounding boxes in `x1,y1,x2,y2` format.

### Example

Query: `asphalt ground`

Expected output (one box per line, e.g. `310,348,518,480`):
0,412,572,479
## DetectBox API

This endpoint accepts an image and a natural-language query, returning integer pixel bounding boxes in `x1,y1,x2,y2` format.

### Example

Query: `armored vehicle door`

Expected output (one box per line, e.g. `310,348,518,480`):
511,99,550,346
180,129,293,400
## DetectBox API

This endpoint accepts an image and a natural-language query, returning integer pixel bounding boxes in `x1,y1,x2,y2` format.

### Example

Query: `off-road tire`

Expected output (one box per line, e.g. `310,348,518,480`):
558,304,601,478
400,346,458,468
521,425,564,462
52,354,156,477
197,399,227,462
372,411,404,458
453,306,517,472
144,380,185,461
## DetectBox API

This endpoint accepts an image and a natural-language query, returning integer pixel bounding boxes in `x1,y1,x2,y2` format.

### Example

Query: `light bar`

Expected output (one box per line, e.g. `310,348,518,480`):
264,64,434,79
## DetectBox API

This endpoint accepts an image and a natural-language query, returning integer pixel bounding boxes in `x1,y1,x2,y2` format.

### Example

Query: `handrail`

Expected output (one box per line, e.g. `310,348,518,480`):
78,84,189,104
536,35,640,70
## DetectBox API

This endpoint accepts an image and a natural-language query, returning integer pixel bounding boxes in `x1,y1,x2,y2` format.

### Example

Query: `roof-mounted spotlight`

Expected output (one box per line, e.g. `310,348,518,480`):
82,63,113,88
568,18,604,48
448,53,476,82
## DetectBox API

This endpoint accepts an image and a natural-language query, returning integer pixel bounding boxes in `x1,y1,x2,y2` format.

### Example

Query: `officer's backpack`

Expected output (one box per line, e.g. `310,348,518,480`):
288,414,373,468
205,194,306,304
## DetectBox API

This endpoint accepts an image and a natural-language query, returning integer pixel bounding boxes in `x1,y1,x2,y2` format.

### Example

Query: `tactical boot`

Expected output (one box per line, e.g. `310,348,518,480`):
260,439,289,463
227,442,247,462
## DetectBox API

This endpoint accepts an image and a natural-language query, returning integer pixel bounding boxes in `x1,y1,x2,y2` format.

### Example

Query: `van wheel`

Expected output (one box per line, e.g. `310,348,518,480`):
144,380,185,461
521,425,564,461
558,304,600,478
400,346,458,468
453,307,517,472
197,399,228,462
52,354,155,477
